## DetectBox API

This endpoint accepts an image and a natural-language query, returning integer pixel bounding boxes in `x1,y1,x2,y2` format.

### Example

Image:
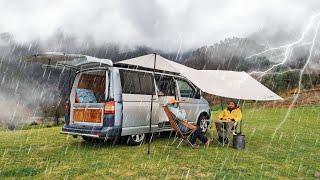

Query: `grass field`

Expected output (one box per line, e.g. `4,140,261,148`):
0,106,319,179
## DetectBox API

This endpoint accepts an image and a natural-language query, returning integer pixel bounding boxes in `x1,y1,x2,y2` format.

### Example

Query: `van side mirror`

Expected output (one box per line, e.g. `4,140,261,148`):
194,90,201,99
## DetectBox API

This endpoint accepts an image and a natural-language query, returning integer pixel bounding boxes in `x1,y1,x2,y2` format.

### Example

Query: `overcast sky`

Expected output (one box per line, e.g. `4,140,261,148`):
0,0,319,51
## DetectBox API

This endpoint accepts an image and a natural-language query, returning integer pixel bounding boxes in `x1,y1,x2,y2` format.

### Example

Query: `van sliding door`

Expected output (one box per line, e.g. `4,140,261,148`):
155,75,177,124
120,69,159,136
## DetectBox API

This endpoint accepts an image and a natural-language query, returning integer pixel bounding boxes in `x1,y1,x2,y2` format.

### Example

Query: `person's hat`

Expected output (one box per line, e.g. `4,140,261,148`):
167,98,180,104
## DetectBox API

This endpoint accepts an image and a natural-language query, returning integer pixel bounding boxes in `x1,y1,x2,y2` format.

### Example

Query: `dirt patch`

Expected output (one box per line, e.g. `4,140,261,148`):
261,88,320,108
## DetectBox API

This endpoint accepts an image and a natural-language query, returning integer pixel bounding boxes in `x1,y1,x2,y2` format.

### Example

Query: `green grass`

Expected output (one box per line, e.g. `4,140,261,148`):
0,106,319,179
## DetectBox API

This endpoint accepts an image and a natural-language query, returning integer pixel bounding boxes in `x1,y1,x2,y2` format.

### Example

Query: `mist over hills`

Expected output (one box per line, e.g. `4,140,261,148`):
1,31,315,71
0,31,318,94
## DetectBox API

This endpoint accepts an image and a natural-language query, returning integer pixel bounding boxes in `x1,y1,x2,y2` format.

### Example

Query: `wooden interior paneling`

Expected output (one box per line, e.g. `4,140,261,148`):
78,74,105,93
73,108,102,123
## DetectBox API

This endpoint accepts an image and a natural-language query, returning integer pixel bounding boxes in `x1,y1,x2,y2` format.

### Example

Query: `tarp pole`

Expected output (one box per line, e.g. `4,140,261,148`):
220,97,224,110
240,100,245,134
148,53,157,154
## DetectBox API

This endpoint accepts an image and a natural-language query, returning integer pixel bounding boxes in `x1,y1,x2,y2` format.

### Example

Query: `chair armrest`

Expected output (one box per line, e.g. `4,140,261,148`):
180,120,197,130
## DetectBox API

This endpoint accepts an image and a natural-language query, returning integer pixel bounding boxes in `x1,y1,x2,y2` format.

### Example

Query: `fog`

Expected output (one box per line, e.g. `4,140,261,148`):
1,0,320,51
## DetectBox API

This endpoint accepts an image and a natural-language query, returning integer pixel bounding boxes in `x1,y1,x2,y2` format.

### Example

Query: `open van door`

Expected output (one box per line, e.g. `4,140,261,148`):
24,52,83,70
69,70,108,127
24,52,113,71
24,52,115,138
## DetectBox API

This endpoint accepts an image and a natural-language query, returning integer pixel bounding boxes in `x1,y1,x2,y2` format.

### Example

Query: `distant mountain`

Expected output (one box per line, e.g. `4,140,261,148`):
184,37,271,71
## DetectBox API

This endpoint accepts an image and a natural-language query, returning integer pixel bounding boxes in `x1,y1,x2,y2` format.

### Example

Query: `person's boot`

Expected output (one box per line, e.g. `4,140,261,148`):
224,138,229,145
191,144,200,149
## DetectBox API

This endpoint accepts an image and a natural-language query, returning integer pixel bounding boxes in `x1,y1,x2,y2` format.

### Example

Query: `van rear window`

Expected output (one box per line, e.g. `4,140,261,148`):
76,71,106,103
119,69,155,95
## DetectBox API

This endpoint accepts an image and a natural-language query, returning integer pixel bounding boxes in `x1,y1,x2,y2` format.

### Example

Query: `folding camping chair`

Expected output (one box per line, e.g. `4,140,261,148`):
162,105,196,148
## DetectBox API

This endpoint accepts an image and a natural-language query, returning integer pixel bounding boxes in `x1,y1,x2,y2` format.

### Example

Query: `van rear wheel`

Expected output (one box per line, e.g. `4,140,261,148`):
127,133,145,146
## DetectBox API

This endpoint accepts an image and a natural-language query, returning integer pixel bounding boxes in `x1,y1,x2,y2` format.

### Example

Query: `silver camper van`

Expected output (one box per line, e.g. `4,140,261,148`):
26,53,211,145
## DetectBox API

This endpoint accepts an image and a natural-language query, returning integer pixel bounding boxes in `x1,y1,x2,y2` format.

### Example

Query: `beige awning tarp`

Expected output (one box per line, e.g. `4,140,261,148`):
116,54,283,101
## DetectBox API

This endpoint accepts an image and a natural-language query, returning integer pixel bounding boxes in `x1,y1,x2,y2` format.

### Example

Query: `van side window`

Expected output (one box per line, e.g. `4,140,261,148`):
139,72,154,94
155,75,176,96
120,70,141,94
119,69,155,95
177,79,197,98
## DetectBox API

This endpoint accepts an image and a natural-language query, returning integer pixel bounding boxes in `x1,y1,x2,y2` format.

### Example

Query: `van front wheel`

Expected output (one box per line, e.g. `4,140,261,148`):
198,115,209,133
127,133,145,146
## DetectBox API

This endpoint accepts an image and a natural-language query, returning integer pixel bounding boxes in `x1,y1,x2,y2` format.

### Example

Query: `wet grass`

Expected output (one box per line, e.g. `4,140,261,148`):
0,105,319,179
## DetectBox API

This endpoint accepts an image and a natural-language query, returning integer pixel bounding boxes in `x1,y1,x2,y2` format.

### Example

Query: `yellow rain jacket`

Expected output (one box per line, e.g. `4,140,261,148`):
218,108,242,122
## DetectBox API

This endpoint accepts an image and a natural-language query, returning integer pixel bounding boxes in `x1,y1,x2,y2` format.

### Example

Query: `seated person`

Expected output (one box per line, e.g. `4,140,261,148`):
167,98,210,148
215,100,242,144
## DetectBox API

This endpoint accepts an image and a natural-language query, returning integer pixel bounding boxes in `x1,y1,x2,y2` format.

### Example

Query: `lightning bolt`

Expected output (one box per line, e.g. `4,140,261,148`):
248,13,320,78
245,13,320,139
272,19,320,139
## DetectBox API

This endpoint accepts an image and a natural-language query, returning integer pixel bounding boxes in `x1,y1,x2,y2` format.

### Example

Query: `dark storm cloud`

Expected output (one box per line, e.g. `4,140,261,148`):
0,0,320,51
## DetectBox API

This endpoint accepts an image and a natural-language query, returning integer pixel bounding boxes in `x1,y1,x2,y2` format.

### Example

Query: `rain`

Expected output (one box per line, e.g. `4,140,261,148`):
0,0,320,179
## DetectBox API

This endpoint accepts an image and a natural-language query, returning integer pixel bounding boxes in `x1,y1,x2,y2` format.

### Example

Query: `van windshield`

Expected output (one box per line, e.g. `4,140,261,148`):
75,70,107,103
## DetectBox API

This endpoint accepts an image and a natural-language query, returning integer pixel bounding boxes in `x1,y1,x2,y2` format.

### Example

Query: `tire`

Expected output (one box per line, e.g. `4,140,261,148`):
198,114,209,134
126,133,146,146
